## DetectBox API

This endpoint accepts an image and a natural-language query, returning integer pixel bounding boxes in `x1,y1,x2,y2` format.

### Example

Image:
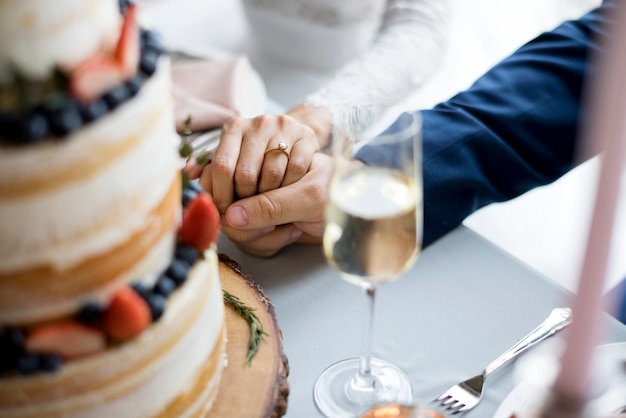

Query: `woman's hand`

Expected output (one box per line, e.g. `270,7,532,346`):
199,114,315,213
185,105,332,213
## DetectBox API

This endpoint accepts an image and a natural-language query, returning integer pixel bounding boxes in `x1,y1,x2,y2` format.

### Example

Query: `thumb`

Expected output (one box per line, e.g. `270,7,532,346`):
224,181,326,230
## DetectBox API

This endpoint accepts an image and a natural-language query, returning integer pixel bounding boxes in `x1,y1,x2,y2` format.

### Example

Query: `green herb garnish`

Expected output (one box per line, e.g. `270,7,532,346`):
223,290,269,363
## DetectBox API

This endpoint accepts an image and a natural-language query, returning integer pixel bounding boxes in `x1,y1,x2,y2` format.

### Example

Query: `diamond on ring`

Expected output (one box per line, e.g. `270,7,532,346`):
265,141,290,159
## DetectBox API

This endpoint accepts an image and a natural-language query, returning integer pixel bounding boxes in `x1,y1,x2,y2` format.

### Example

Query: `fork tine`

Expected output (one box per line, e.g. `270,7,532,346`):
459,402,478,413
444,401,465,413
436,388,457,402
448,404,466,415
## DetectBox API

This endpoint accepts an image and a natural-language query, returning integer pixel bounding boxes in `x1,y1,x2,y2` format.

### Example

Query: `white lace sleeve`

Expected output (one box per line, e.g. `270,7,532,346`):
303,0,451,139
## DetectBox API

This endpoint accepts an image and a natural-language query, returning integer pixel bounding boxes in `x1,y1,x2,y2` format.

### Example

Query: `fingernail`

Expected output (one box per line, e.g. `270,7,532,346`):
290,227,303,241
227,205,248,227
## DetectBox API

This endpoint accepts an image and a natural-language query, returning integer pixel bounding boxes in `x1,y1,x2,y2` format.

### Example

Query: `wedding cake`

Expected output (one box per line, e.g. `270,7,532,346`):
0,0,226,416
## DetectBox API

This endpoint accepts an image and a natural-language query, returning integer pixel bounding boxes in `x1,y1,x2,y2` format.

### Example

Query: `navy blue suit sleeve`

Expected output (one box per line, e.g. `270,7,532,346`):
356,2,615,247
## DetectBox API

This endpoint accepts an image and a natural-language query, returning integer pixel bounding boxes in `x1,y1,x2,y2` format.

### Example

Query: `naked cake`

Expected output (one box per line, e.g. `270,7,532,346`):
0,0,226,416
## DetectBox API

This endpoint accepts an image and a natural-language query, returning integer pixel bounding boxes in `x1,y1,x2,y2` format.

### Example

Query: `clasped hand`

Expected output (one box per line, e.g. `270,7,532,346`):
185,107,336,257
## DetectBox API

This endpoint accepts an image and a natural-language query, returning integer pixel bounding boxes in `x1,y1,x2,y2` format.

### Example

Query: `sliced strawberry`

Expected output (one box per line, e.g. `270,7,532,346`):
103,287,151,342
25,321,106,360
70,55,123,102
115,2,140,79
180,192,220,252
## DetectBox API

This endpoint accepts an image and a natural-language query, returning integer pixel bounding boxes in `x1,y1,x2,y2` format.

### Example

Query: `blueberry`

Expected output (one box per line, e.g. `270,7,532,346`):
140,49,159,76
0,327,25,355
175,244,200,266
182,188,198,207
45,100,83,136
165,259,189,286
126,74,144,97
78,98,109,122
141,30,165,54
76,301,104,325
154,276,176,297
0,352,19,373
147,293,167,321
103,84,130,110
0,355,9,372
118,0,132,13
130,281,151,302
17,111,48,142
0,112,19,141
39,354,62,372
16,353,39,375
0,328,24,372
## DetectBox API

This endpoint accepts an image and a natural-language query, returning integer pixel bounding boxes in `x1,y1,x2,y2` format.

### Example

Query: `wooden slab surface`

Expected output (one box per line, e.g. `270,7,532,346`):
208,254,289,418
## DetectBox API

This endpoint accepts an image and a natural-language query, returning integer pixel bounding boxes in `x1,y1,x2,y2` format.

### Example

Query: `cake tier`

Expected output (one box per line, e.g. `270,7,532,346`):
0,0,120,82
0,251,226,418
0,59,182,325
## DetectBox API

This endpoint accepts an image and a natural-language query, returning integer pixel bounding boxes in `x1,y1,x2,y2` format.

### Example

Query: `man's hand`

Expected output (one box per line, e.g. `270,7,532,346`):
217,152,335,257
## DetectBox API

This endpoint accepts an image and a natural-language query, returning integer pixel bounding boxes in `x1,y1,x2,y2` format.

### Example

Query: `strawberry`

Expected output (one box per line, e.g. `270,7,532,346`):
69,3,139,101
25,321,106,360
103,287,151,342
180,192,220,252
115,2,140,79
70,55,123,102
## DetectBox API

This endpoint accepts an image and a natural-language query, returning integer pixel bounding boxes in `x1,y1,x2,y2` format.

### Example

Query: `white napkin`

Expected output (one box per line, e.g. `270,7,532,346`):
171,55,252,133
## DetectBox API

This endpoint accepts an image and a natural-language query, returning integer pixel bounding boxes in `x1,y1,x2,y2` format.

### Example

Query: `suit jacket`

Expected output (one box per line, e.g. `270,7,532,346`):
356,0,615,247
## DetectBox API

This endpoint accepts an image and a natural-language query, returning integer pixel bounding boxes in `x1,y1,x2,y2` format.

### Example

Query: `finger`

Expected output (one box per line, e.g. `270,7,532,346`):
232,115,292,199
282,133,319,186
184,160,204,180
258,144,289,193
294,231,322,245
226,224,303,258
220,223,277,243
184,149,214,180
293,220,325,239
198,165,214,197
224,153,332,230
209,119,247,212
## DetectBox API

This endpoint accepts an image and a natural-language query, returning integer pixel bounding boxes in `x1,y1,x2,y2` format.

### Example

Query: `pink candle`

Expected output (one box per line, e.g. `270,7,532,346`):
549,2,626,408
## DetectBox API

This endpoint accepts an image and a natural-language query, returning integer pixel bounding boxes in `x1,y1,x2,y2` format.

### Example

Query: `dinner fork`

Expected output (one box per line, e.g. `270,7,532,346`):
435,307,573,415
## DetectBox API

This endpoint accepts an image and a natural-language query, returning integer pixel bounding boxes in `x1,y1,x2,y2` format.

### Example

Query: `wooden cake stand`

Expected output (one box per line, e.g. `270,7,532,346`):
208,254,290,418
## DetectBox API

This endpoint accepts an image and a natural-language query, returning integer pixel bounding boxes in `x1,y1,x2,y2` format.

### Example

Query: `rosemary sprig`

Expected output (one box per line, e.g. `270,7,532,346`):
179,114,194,158
178,113,213,169
223,290,269,363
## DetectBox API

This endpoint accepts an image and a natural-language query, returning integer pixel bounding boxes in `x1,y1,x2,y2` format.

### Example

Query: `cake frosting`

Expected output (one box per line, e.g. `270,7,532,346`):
0,0,226,416
0,0,120,81
0,253,225,418
0,63,181,324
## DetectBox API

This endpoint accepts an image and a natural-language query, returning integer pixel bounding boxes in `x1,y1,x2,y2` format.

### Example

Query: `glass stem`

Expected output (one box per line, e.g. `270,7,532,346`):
354,285,376,390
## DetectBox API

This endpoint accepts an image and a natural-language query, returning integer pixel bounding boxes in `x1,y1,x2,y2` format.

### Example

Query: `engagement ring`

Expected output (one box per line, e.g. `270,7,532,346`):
264,141,290,159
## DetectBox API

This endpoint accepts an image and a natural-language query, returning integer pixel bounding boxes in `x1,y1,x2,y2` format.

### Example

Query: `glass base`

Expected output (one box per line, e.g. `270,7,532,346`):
313,357,413,418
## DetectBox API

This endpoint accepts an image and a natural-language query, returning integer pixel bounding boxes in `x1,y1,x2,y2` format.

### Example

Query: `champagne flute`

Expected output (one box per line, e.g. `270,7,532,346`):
314,111,423,417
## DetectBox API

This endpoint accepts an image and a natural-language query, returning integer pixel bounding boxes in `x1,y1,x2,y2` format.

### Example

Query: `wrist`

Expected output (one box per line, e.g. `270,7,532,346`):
286,104,332,149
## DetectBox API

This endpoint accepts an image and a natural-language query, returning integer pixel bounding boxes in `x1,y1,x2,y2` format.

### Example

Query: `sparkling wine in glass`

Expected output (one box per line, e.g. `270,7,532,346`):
314,112,423,417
